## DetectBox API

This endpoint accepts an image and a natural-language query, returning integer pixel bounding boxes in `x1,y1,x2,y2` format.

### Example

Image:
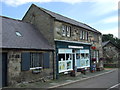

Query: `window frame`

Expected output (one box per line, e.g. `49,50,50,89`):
62,25,66,37
66,26,71,37
30,52,43,70
80,30,83,40
85,31,88,40
82,31,85,40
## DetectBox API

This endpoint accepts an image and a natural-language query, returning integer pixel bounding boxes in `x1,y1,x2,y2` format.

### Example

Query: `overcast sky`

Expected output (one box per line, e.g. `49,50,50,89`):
1,0,119,38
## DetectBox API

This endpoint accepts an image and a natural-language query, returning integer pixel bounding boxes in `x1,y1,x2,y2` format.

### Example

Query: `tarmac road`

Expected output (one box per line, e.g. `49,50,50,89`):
58,69,119,89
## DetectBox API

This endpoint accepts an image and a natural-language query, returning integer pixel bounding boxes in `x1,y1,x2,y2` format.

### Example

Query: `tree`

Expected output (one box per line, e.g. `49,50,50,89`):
102,34,120,47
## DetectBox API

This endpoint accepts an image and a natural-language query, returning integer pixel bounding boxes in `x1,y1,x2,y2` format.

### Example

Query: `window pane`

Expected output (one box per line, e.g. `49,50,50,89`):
76,53,80,59
30,53,42,68
83,31,85,39
62,25,66,36
66,26,71,37
80,30,83,39
59,54,65,61
81,53,84,59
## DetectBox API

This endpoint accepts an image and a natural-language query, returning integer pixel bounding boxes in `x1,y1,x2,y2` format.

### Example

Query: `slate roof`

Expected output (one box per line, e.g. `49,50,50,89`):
102,40,110,47
0,16,54,50
102,40,120,49
31,4,101,34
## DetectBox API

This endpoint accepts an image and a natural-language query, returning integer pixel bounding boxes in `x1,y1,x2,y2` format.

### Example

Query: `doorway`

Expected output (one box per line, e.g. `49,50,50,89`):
2,53,7,87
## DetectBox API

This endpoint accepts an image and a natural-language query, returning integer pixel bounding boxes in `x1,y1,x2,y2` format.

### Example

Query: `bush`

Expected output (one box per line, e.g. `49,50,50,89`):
104,64,118,68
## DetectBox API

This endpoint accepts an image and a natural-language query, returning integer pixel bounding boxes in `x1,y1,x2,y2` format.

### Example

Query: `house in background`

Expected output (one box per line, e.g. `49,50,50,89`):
0,16,54,87
23,4,103,78
102,40,119,64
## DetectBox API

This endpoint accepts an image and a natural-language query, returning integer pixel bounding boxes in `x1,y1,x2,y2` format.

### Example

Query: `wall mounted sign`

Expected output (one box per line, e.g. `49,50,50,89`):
58,49,72,54
91,46,96,50
80,50,89,53
68,46,83,49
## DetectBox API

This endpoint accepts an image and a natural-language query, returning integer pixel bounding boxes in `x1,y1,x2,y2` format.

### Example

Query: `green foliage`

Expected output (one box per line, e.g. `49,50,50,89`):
102,34,120,47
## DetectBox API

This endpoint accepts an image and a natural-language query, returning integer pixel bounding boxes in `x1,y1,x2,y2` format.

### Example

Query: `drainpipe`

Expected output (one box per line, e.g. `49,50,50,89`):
90,46,92,72
56,49,59,79
52,51,55,79
72,50,76,77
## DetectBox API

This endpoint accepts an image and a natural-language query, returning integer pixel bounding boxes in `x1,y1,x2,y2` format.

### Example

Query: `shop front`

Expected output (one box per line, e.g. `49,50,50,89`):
55,41,91,75
58,49,73,73
75,49,90,69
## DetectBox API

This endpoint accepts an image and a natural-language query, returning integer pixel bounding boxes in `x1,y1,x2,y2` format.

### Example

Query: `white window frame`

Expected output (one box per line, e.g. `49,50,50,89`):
62,25,66,36
58,49,73,73
80,30,83,39
82,31,85,40
66,26,71,37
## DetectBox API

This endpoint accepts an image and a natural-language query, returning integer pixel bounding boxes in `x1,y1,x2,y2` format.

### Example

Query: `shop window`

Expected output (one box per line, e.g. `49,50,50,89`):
58,50,73,73
59,54,65,61
66,54,69,60
81,53,85,59
85,53,89,59
81,53,89,59
59,54,73,61
86,60,89,66
76,53,80,59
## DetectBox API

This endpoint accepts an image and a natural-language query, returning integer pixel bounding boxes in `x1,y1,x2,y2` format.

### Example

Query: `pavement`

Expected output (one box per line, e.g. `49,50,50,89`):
5,68,117,89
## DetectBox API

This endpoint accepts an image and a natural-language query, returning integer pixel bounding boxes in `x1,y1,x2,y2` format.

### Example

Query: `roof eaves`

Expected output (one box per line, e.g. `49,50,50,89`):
29,4,101,34
1,47,54,51
55,19,101,34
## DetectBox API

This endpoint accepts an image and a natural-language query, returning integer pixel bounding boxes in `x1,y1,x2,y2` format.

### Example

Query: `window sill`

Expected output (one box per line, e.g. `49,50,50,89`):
30,67,42,70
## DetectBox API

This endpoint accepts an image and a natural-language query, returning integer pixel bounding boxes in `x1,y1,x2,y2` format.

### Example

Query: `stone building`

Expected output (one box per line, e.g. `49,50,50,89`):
102,40,119,63
0,16,54,87
0,4,104,87
23,4,103,78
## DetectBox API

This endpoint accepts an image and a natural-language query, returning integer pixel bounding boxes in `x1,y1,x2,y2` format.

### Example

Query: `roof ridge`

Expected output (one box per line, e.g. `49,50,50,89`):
32,4,100,33
0,15,22,22
1,15,31,24
40,6,84,25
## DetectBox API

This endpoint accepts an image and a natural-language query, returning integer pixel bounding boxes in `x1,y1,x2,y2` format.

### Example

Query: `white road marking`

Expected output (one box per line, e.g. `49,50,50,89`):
107,83,120,90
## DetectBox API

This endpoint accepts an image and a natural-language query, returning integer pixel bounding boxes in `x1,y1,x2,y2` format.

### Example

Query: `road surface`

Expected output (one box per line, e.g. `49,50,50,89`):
57,69,119,89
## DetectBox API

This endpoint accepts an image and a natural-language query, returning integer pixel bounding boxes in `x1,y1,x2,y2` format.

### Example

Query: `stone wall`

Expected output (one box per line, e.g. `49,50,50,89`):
54,21,103,58
54,21,100,43
23,4,56,79
23,4,55,46
103,43,119,63
22,4,103,78
7,50,21,85
7,50,53,86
